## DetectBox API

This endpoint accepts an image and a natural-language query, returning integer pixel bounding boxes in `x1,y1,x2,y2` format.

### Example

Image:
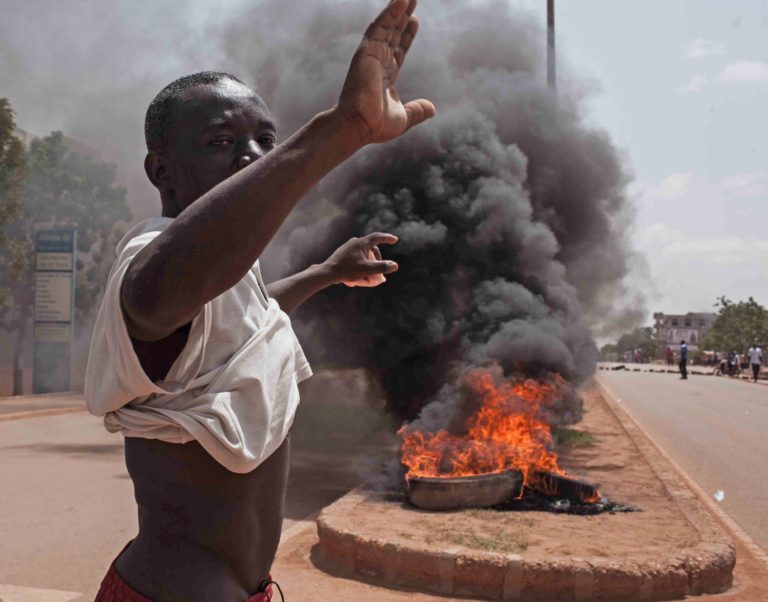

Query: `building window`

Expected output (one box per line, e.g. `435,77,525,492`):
699,319,705,326
672,319,678,326
684,319,691,327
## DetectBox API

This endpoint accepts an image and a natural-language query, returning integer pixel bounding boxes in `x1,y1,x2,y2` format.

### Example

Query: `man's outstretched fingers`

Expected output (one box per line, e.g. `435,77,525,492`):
364,232,399,247
365,0,410,43
404,99,436,131
368,259,399,275
396,17,419,67
390,13,409,49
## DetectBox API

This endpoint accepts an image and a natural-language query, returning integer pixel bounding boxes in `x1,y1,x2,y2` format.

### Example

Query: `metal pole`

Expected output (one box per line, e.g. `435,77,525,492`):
547,0,556,91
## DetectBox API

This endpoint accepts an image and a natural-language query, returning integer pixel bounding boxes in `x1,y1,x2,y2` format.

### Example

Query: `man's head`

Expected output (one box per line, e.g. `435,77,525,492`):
144,72,276,217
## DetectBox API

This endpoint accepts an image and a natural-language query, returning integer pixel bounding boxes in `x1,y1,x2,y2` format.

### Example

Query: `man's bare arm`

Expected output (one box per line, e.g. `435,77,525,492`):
266,265,335,316
267,233,399,314
122,0,434,341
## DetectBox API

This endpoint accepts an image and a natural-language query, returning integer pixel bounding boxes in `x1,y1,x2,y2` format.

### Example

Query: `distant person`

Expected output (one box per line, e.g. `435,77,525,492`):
666,347,673,366
729,351,740,376
719,354,729,375
679,340,688,379
748,342,763,383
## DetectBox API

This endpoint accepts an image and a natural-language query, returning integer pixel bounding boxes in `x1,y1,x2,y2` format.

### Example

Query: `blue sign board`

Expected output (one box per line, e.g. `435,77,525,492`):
33,229,76,393
36,229,77,254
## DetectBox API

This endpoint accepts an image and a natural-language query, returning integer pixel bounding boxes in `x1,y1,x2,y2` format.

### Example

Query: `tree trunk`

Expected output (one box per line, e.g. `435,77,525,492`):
12,312,29,396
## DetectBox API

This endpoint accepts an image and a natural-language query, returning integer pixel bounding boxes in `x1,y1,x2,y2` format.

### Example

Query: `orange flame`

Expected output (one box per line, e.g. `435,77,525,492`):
399,369,566,485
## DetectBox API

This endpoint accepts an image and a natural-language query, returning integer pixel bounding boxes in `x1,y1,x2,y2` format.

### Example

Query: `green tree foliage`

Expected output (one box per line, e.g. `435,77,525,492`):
0,99,27,302
600,327,657,360
0,120,132,392
702,296,768,353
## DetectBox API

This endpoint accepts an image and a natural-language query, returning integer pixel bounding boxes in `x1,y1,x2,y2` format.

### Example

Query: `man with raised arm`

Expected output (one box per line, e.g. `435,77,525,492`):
85,1,434,600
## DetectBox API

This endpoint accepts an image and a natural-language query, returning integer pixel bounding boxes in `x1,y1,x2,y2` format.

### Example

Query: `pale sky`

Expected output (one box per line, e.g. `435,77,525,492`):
2,0,767,327
535,0,768,318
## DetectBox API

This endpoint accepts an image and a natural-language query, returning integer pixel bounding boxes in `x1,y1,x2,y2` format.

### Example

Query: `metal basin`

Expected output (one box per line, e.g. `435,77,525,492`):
407,469,524,511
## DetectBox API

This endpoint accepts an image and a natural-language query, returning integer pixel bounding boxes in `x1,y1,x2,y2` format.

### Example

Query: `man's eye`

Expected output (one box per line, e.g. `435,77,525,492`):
259,136,276,146
211,138,233,146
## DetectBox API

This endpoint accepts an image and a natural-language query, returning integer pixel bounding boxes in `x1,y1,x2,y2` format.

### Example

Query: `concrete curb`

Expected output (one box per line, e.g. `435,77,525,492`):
315,382,736,601
0,406,85,422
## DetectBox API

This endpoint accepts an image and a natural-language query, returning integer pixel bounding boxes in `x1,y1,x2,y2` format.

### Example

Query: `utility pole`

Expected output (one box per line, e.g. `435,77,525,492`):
547,0,556,91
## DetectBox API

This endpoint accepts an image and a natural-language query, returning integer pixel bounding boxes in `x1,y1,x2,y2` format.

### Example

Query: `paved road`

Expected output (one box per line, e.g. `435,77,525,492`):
598,368,768,551
0,392,83,417
0,384,397,601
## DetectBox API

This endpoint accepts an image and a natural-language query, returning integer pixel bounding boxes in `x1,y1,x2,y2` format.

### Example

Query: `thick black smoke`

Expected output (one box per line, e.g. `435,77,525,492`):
220,0,643,419
1,0,646,417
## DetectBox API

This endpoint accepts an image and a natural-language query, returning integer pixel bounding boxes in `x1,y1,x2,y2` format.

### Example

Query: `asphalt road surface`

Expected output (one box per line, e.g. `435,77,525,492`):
598,368,768,552
0,382,397,602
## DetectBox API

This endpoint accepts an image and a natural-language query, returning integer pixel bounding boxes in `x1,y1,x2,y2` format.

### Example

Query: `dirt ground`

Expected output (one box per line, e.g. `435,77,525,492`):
272,375,768,600
316,380,701,563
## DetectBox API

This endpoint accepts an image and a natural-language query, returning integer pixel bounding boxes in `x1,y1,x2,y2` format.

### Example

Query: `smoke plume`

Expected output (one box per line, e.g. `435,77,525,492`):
1,0,646,417
219,0,644,419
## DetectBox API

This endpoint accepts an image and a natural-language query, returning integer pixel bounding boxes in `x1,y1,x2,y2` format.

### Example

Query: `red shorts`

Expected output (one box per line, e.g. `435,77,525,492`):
94,544,274,601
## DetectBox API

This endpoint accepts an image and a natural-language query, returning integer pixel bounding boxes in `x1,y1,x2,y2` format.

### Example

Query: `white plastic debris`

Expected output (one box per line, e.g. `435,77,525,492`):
714,490,725,502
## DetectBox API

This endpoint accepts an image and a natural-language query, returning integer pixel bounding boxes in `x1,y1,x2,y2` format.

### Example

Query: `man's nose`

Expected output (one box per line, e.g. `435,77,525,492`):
236,140,265,170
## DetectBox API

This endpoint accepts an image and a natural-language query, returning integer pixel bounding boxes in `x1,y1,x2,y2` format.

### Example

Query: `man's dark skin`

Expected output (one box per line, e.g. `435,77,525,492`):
111,1,434,600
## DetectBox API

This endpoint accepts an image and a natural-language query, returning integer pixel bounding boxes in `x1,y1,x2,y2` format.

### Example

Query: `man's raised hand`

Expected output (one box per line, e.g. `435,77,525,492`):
323,233,399,287
338,0,435,144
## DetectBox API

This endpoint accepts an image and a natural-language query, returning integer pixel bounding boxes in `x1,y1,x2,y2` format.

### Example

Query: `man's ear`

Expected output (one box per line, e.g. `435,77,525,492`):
144,151,175,192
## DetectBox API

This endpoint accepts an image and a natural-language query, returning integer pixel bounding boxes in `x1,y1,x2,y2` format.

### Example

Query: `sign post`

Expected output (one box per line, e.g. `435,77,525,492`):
33,229,76,393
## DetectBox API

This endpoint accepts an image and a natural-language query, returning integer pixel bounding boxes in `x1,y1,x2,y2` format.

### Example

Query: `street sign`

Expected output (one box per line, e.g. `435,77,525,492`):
33,229,76,393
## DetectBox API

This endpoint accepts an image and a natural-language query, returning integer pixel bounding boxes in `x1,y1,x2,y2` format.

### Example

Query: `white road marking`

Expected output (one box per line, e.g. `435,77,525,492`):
0,583,81,602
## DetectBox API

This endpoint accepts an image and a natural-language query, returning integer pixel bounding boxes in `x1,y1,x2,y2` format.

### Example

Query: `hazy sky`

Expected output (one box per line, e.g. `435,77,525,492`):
2,0,767,324
550,0,768,316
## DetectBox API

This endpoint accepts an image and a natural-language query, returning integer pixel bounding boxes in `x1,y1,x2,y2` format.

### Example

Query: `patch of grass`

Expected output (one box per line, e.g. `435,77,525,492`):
555,427,596,447
422,509,532,553
463,508,534,528
425,525,528,553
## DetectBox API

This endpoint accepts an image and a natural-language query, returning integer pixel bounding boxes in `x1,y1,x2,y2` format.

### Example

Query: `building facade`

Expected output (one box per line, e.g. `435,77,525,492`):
653,312,717,353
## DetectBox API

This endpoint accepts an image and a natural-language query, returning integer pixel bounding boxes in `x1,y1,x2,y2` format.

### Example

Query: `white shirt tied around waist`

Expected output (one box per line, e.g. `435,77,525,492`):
84,217,312,474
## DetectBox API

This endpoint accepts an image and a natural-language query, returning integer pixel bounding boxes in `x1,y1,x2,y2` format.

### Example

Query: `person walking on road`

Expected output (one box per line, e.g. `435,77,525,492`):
679,340,688,379
748,342,763,383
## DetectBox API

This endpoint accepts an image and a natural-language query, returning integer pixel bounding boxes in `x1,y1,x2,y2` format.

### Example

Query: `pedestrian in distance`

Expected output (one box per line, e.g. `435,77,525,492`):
730,350,741,376
679,340,688,379
748,342,763,383
83,1,435,600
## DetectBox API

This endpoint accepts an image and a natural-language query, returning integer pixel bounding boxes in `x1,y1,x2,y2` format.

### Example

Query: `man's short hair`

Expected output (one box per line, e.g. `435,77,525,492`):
145,71,246,152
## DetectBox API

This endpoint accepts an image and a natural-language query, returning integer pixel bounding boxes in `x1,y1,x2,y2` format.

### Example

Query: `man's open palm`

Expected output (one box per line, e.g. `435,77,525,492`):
339,0,435,144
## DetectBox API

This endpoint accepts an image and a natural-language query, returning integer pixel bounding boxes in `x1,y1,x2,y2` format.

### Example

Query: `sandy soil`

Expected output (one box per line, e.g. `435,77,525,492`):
318,380,701,563
274,374,768,600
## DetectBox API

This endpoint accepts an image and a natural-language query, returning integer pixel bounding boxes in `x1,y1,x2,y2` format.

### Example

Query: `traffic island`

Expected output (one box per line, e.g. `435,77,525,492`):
314,381,735,601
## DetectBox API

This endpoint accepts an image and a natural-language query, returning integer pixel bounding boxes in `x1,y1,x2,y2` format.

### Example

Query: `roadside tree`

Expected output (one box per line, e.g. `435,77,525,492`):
0,129,131,394
702,296,768,354
0,99,27,308
616,326,657,360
